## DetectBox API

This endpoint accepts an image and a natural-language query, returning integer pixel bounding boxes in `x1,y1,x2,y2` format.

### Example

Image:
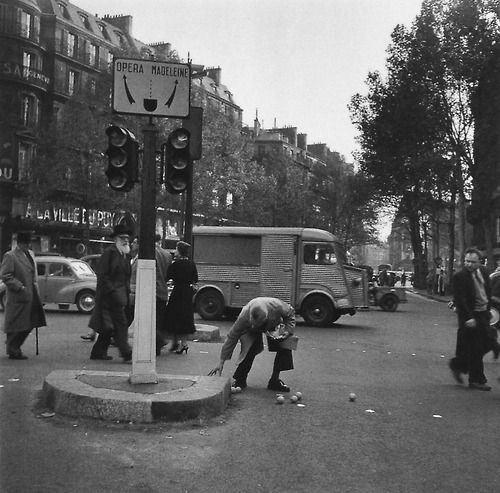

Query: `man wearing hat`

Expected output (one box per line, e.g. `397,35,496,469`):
0,231,46,359
88,223,134,362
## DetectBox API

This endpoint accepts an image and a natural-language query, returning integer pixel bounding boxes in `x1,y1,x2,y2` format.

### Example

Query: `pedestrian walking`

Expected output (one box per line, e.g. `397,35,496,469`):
400,270,407,287
448,247,499,390
208,296,296,392
378,267,389,286
88,223,134,362
154,234,172,355
165,241,198,354
0,231,46,359
127,235,140,324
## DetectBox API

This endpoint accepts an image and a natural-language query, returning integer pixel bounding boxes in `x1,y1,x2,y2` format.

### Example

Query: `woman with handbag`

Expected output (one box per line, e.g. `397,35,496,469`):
165,241,198,354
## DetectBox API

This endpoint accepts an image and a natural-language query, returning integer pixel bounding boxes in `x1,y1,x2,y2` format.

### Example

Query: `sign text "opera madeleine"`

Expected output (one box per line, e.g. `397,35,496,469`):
115,61,189,78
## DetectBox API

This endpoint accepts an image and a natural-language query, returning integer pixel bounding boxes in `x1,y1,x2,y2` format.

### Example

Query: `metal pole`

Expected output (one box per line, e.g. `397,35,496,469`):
184,163,193,246
139,118,157,260
129,117,159,384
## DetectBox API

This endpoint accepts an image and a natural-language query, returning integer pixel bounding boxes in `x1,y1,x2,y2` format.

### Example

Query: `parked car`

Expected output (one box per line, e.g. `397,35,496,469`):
1,256,97,313
34,256,97,313
80,254,101,272
0,255,95,313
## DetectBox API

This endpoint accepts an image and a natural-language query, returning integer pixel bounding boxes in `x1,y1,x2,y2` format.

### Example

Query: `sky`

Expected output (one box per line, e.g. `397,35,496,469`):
74,0,424,163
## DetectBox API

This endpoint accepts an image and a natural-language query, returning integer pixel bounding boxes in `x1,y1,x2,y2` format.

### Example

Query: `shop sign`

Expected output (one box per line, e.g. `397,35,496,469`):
25,203,116,228
0,158,13,181
0,61,50,87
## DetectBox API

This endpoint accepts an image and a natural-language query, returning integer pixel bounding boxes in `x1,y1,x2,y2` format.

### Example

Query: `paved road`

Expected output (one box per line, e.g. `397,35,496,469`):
1,293,500,493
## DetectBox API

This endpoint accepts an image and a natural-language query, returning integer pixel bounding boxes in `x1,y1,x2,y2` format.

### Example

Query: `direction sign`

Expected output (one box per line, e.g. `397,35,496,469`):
112,58,191,118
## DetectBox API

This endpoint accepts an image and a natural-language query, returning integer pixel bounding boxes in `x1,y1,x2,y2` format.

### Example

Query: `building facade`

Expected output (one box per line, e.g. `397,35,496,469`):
0,0,241,257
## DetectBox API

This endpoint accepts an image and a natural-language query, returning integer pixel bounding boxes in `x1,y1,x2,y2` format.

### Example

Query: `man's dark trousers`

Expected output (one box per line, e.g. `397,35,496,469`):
233,335,293,383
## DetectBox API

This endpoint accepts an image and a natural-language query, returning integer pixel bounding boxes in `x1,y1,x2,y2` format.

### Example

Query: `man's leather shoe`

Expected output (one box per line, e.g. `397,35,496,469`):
80,334,95,341
9,353,28,360
267,379,290,392
232,379,247,389
448,360,464,384
90,355,112,360
468,382,491,391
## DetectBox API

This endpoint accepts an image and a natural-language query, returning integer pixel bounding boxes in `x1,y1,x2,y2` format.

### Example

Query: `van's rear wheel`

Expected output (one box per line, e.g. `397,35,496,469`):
195,289,225,320
302,295,337,327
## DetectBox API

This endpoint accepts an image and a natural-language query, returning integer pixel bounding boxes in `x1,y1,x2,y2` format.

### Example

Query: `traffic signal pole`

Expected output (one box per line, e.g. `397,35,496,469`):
130,118,158,384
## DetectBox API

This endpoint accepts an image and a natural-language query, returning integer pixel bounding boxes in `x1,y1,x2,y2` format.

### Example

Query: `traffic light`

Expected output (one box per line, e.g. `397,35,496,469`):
163,128,191,194
105,125,139,192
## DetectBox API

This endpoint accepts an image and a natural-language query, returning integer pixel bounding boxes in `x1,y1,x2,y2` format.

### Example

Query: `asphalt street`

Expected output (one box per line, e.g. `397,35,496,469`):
1,293,500,493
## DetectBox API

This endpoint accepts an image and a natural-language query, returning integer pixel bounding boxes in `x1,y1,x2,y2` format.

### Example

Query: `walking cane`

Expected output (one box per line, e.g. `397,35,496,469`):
35,327,39,355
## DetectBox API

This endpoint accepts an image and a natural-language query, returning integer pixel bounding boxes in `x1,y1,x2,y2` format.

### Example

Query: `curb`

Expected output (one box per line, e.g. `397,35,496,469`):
42,369,231,423
128,323,222,342
407,288,452,303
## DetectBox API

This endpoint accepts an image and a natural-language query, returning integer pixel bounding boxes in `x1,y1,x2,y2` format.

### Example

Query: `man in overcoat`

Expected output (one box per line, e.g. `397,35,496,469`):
0,231,46,359
449,247,497,390
89,223,134,362
209,297,296,392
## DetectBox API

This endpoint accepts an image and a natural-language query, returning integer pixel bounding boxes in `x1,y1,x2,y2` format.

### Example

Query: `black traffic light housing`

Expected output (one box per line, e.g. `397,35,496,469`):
162,128,191,194
105,125,139,192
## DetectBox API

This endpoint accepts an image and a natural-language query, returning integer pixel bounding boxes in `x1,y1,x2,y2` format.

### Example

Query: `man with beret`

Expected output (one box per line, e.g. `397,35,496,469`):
89,223,134,362
209,296,295,392
0,231,46,359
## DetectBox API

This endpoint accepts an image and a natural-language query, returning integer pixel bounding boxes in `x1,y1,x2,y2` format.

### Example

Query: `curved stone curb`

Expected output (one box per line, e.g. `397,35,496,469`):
42,370,231,423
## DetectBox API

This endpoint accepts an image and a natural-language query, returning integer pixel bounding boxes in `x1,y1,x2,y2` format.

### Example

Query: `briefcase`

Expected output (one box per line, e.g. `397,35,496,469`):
266,334,299,351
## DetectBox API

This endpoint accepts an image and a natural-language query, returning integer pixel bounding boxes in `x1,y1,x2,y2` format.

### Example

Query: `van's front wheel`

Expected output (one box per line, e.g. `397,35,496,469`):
195,289,225,320
302,295,338,327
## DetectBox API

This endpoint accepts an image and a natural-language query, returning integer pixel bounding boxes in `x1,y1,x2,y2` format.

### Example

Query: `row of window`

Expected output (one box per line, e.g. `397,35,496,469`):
57,2,124,45
61,30,111,68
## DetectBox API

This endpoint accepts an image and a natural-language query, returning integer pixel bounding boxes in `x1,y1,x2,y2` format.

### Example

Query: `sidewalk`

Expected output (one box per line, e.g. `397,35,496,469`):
406,286,452,304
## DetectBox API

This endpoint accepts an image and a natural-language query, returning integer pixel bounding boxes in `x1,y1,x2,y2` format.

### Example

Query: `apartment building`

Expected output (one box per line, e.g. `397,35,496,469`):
0,0,240,256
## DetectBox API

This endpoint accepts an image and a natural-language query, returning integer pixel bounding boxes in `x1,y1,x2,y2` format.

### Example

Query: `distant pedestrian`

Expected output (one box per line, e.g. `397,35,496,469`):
155,234,172,355
208,296,296,392
400,270,407,287
0,231,46,359
448,248,499,390
127,235,140,324
489,255,500,298
88,223,134,362
378,267,389,286
165,241,198,354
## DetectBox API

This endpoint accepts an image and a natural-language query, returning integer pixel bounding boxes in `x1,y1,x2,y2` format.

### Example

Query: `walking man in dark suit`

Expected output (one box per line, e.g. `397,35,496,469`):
89,223,134,362
449,247,496,390
0,231,46,359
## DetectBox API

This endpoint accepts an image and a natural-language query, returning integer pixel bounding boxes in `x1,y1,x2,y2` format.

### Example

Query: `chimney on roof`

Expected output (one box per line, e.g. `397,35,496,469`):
103,15,133,35
275,127,297,147
297,133,307,151
206,67,221,85
308,143,328,160
149,42,172,59
254,111,261,137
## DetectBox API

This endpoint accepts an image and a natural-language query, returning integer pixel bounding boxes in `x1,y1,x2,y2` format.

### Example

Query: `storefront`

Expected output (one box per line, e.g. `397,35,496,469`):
0,200,120,258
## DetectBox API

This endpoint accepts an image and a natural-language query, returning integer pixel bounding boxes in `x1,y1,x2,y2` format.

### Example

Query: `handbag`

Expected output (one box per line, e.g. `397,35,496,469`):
266,324,299,351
